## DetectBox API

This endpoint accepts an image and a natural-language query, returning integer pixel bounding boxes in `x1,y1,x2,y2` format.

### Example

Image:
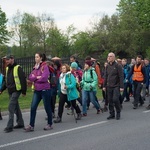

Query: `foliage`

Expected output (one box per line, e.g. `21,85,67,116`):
0,7,8,44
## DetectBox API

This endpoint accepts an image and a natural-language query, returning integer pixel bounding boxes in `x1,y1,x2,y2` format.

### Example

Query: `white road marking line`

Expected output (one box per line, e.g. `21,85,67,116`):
0,121,108,148
143,110,150,113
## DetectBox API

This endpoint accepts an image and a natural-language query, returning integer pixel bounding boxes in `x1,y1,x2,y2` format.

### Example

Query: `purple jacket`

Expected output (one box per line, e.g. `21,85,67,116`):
29,62,50,91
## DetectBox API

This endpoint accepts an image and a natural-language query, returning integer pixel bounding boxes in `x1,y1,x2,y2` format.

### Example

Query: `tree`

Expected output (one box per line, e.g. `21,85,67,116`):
0,7,8,44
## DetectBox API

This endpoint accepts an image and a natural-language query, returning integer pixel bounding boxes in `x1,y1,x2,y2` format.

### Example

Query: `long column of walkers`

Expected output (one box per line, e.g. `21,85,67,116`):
0,53,150,133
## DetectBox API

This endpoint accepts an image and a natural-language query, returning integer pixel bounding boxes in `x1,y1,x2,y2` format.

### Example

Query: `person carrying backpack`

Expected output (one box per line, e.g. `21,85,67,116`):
80,60,101,116
54,64,82,123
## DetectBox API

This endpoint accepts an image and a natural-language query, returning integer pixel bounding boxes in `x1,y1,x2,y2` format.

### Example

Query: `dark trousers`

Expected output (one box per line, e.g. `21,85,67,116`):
133,81,143,106
122,83,130,101
58,92,81,118
30,89,52,127
107,87,121,115
7,91,24,128
50,87,57,113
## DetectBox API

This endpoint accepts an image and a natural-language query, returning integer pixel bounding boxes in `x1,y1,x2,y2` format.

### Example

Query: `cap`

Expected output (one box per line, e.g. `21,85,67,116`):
71,62,78,68
5,55,14,60
85,60,93,67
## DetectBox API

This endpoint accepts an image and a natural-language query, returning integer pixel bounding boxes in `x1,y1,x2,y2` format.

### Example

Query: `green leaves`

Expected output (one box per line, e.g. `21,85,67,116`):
0,7,8,44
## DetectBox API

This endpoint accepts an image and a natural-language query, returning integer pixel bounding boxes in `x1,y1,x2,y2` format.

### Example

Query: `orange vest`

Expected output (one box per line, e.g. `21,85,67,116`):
132,65,144,81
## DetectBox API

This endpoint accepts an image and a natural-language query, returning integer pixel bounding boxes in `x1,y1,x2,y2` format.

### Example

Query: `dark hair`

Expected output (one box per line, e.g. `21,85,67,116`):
85,56,91,60
54,60,61,69
36,52,47,61
137,55,143,60
70,55,76,60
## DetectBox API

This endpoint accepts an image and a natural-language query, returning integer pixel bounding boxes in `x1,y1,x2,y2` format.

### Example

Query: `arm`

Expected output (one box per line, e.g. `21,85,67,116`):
95,65,103,85
36,65,50,83
118,64,124,89
90,70,98,88
67,74,76,89
18,67,27,95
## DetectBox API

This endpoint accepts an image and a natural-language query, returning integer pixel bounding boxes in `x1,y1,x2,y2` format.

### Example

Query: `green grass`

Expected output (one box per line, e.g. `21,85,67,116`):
0,88,103,112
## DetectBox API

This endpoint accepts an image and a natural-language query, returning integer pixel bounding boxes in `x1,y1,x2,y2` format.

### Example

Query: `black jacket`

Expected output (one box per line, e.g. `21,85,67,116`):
6,62,27,95
103,61,124,88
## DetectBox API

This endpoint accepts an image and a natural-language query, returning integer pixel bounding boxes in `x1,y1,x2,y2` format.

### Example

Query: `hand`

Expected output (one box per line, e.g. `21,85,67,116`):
37,76,41,79
103,87,106,91
32,74,35,77
98,84,102,88
120,88,124,92
0,91,2,94
22,94,26,97
64,86,67,89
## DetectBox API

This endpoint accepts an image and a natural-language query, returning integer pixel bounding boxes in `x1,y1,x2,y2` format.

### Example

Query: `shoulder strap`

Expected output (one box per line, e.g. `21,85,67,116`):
90,69,93,79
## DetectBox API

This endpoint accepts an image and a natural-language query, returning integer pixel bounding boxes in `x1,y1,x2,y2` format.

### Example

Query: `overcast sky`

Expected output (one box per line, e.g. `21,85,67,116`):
1,0,120,31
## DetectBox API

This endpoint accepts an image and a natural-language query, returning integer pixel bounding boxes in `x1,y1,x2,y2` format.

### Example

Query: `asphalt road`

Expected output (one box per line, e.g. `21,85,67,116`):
0,97,150,150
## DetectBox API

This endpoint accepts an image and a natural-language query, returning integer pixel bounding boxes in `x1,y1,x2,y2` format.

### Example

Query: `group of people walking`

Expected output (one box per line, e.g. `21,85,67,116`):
0,52,149,133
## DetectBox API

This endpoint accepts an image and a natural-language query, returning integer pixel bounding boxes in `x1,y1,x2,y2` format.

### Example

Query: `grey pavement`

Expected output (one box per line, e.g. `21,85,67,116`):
0,97,150,150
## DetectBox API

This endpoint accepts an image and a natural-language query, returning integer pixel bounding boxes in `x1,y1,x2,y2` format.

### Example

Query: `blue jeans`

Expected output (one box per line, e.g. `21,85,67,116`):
30,89,52,127
82,90,100,114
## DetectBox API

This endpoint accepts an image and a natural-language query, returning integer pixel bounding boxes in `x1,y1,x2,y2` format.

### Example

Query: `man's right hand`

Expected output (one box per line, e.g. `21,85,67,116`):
103,87,106,91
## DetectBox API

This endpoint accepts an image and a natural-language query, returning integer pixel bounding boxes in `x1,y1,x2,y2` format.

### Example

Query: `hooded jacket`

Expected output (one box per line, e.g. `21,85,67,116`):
80,68,98,91
29,62,50,91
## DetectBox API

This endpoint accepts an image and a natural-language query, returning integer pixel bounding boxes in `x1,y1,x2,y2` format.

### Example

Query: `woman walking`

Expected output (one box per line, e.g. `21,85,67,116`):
24,53,53,131
54,64,82,123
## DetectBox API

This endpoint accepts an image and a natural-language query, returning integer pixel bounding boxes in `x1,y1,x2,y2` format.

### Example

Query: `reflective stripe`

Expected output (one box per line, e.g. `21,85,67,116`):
6,65,21,90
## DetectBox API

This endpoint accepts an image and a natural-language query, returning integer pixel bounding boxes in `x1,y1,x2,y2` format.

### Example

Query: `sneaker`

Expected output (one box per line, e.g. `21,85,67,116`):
103,106,108,112
67,110,73,115
24,125,34,132
82,113,87,117
14,124,24,129
43,124,53,130
116,113,120,120
4,127,13,133
133,105,138,109
146,105,150,110
54,117,62,123
124,99,130,102
52,113,55,118
76,113,82,120
97,109,100,114
107,115,115,120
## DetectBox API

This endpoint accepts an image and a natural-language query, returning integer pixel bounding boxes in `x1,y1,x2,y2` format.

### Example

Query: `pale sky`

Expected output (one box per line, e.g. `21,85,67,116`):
1,0,120,31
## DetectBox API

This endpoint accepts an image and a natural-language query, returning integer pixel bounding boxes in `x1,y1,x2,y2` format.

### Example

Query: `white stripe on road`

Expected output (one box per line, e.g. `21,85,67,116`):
0,121,108,148
143,110,150,113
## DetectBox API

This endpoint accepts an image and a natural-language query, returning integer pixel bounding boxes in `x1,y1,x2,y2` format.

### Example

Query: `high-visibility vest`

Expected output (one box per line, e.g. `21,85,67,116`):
132,65,144,81
6,65,21,90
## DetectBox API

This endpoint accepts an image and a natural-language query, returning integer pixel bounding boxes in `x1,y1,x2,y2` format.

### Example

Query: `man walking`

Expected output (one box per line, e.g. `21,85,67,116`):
103,52,124,120
127,55,146,109
4,55,27,133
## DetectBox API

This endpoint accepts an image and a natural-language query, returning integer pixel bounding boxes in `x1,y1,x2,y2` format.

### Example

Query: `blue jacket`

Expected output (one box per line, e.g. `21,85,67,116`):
0,73,4,90
65,73,79,101
123,64,130,83
145,64,150,87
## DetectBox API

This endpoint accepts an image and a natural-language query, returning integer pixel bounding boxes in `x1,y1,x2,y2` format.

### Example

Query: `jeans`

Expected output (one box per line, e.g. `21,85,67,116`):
7,91,24,128
107,87,121,115
82,90,100,114
30,89,52,127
